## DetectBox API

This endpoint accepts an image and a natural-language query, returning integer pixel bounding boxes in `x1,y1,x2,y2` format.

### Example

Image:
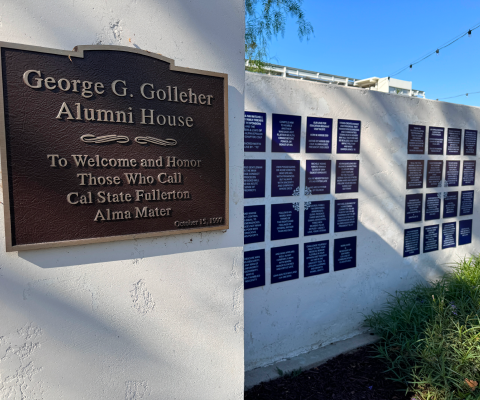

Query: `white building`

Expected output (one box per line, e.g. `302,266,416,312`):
245,62,426,98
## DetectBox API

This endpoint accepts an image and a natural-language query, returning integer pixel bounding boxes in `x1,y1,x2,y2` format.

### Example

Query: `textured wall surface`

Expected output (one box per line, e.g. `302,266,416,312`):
244,72,480,370
0,1,245,399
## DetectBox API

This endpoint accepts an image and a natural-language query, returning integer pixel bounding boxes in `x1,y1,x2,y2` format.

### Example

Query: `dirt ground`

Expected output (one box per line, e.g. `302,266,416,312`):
244,344,412,400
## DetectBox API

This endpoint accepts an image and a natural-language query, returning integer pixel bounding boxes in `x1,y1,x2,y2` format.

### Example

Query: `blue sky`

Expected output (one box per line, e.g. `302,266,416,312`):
265,0,480,106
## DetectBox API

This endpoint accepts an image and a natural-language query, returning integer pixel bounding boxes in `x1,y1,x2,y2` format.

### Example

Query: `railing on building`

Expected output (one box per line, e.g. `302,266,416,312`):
245,61,426,99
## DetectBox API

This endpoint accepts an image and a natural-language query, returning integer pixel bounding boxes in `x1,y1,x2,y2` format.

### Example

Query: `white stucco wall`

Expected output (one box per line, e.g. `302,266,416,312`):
244,72,480,370
0,2,245,399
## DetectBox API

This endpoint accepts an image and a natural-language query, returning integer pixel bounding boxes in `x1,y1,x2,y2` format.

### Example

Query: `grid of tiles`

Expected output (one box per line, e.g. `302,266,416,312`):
403,125,475,257
244,112,361,289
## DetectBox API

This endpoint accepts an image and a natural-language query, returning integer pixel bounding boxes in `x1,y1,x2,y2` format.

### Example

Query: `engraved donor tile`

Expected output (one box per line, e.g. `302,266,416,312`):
304,200,330,236
464,130,477,156
423,225,439,253
408,125,426,154
443,191,458,219
271,244,299,284
304,240,329,277
272,114,301,153
271,203,300,241
244,111,266,152
334,199,358,232
244,205,265,245
272,160,300,197
446,128,461,155
460,190,474,216
306,117,333,153
306,160,331,195
406,160,424,189
244,249,265,290
405,193,423,224
244,159,266,198
334,236,356,271
445,161,460,187
462,160,476,186
424,193,440,221
458,219,472,246
404,227,420,257
335,160,359,193
337,119,361,154
428,126,445,155
442,222,456,249
426,160,443,188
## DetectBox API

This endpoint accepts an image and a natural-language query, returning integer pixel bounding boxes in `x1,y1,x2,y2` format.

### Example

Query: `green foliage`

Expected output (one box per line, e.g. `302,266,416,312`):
289,367,303,378
275,366,302,378
245,0,313,71
365,255,480,400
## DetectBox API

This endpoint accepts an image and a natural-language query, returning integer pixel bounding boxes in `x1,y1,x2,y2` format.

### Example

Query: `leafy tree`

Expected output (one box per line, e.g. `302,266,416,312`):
245,0,313,72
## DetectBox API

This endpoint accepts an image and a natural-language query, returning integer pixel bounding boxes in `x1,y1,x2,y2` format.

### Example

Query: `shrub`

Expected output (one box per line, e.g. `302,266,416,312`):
365,255,480,400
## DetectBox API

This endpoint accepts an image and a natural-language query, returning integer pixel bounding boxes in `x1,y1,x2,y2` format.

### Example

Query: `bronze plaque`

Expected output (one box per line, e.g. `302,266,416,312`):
0,43,229,251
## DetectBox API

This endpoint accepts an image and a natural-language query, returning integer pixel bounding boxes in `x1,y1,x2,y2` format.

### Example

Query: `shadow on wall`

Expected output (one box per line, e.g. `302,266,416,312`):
244,223,451,370
0,1,246,398
243,72,480,369
0,245,242,399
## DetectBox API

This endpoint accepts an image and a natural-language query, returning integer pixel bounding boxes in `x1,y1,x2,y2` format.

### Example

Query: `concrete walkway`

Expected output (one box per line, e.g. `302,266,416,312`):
245,333,380,390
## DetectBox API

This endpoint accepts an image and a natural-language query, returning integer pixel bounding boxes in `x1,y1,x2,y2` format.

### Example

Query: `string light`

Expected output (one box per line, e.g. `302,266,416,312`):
389,22,480,78
436,90,480,101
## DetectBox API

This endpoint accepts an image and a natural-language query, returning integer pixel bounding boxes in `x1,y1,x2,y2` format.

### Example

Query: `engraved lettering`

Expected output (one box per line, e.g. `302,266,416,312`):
140,108,193,127
22,70,42,89
94,209,132,222
135,206,172,218
124,173,155,185
112,80,128,97
96,109,115,122
188,88,197,104
57,78,71,91
140,83,154,99
71,155,137,168
94,82,105,95
158,172,182,184
77,173,123,186
44,77,56,90
140,108,155,125
67,192,79,204
81,81,93,98
56,102,75,120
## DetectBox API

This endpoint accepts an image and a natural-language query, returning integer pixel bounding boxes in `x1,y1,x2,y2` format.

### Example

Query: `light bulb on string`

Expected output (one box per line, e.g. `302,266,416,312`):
468,30,472,37
436,49,439,55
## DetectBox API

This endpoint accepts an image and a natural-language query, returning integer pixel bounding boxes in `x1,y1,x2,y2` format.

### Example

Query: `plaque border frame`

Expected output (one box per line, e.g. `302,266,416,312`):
0,42,229,251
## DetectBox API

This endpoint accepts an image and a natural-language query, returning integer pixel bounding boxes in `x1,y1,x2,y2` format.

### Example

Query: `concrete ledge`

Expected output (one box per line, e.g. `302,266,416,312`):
245,333,380,390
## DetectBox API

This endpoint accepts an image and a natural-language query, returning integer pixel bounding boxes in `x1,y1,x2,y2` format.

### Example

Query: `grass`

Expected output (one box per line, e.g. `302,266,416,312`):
365,255,480,400
275,366,302,378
